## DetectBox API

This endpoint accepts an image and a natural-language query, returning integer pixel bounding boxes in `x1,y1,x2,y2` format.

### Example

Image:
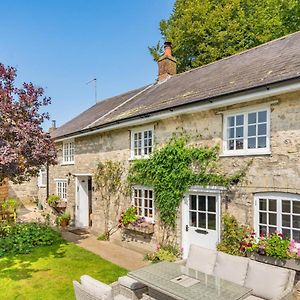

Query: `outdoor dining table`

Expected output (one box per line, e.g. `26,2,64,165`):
128,261,252,300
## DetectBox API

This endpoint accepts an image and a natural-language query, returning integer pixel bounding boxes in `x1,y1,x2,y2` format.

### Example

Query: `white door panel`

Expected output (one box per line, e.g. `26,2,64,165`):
182,190,221,258
75,176,89,228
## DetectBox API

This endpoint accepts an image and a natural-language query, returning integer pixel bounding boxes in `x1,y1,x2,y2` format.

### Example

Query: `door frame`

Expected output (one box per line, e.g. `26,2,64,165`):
181,185,225,258
75,175,90,228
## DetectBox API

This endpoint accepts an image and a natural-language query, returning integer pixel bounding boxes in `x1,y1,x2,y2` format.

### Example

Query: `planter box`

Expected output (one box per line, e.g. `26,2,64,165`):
247,252,300,272
124,223,154,235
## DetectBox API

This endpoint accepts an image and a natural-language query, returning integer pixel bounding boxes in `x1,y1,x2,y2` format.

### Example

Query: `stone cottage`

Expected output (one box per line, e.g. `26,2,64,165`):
42,31,300,256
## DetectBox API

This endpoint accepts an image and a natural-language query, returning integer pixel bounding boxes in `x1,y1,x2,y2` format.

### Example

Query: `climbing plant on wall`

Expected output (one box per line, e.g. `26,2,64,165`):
128,134,248,228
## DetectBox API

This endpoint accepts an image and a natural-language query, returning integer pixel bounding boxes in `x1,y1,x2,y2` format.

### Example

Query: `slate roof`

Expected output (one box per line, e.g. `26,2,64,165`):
52,31,300,139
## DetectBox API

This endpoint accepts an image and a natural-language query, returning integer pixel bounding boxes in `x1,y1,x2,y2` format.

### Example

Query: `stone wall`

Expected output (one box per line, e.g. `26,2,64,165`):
45,90,300,251
8,178,38,205
0,179,8,200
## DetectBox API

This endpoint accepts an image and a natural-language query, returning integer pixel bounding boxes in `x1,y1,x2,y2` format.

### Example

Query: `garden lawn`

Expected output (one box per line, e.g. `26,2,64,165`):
0,242,127,300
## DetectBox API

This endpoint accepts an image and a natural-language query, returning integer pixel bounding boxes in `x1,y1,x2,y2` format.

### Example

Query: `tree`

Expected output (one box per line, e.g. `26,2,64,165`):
93,160,128,240
149,0,300,73
0,63,56,183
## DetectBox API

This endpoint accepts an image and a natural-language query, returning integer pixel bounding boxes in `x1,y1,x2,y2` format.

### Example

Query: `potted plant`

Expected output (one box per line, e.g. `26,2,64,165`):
119,206,154,234
56,212,71,229
47,195,60,207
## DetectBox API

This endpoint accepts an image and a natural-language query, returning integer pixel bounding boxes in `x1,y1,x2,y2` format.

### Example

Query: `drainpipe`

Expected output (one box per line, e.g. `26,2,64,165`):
46,163,49,201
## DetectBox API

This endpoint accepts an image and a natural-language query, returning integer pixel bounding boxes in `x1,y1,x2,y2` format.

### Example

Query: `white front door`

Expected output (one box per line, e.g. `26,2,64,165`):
182,187,221,258
75,176,89,228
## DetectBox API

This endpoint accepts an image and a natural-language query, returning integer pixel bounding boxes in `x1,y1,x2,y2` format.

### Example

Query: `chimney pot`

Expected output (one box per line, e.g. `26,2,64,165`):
157,42,177,82
49,119,57,133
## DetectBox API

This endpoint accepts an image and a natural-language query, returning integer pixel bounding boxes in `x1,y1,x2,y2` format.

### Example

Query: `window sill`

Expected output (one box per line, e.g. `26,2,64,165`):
220,150,271,157
60,162,75,166
128,156,150,161
38,185,46,188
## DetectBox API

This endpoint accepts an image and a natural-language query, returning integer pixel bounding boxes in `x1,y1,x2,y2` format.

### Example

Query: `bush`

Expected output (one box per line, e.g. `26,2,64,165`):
0,222,63,256
217,213,249,256
1,198,18,212
144,244,181,263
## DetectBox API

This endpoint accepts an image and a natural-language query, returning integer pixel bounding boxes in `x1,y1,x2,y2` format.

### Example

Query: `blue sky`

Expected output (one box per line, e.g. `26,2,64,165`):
0,1,174,129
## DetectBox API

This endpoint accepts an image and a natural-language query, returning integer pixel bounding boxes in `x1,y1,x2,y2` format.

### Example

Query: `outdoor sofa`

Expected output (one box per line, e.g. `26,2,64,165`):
73,244,296,300
177,244,296,300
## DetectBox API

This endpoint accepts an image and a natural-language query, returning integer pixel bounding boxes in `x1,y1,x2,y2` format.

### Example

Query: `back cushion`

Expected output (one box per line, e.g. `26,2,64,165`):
80,275,113,300
244,260,289,300
213,252,249,286
186,244,217,275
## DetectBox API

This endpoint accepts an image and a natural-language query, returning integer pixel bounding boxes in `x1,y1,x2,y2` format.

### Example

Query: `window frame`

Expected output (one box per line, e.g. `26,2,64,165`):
130,125,154,159
132,186,155,223
254,192,300,241
38,166,47,188
222,105,271,156
55,179,68,200
62,139,75,165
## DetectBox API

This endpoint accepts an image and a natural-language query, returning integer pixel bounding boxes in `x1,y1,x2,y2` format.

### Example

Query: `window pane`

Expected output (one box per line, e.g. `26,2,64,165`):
282,200,290,213
269,213,277,226
269,199,277,211
198,213,206,229
208,196,216,212
282,228,291,239
282,214,291,227
259,199,267,211
228,128,234,138
236,139,244,150
269,227,276,234
259,212,267,224
236,115,244,126
257,137,266,148
248,112,257,124
293,230,300,242
248,138,256,149
190,195,197,210
208,214,216,230
190,212,197,227
236,127,243,138
293,215,300,229
293,201,300,214
248,125,256,137
198,196,206,211
258,111,267,123
258,124,266,135
260,226,267,235
228,116,234,127
228,140,234,150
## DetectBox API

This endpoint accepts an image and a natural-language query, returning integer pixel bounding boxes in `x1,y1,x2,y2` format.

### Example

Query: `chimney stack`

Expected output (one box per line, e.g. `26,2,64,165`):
49,120,57,133
158,42,177,82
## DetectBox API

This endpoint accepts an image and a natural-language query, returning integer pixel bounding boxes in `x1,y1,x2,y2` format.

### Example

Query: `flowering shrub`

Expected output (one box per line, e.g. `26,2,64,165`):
241,230,300,259
118,207,138,227
144,244,182,263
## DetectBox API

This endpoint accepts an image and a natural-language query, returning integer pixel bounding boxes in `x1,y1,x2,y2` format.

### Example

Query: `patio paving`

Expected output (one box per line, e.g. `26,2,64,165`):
62,231,148,270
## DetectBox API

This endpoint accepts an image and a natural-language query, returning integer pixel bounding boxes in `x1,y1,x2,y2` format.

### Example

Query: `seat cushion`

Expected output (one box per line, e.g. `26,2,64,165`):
244,260,290,300
213,252,249,286
244,296,264,300
80,275,113,300
118,276,146,290
186,244,217,275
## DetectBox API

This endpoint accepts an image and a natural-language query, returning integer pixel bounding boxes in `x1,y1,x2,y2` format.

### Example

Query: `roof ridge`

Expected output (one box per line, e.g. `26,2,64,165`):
172,30,300,78
85,84,154,129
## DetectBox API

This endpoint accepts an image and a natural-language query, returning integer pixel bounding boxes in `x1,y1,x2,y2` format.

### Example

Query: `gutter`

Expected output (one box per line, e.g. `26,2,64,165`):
54,77,300,142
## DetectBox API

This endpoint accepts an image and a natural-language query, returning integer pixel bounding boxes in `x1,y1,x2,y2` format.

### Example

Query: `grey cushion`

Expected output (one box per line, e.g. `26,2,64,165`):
186,244,217,275
80,275,113,300
213,252,249,286
118,275,146,290
245,296,264,300
244,260,290,300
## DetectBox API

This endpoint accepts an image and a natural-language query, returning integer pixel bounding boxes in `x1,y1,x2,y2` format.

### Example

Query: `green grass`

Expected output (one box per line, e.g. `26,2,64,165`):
0,242,127,300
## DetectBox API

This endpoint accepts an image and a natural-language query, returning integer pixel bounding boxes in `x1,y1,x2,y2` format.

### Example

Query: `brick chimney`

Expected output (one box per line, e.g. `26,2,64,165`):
49,120,57,134
158,42,177,82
